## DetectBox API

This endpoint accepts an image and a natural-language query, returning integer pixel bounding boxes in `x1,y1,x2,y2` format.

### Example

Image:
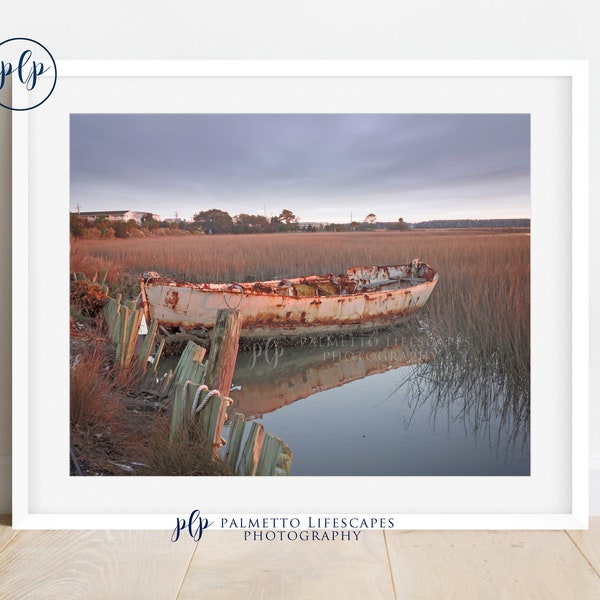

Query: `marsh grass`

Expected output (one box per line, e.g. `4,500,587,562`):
72,230,531,447
70,342,120,429
71,231,529,364
70,319,152,474
69,332,218,476
70,241,126,286
73,230,524,283
135,415,232,476
72,230,529,359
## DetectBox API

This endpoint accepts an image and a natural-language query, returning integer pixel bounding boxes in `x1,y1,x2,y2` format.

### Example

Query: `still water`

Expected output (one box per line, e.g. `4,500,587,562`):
226,331,530,476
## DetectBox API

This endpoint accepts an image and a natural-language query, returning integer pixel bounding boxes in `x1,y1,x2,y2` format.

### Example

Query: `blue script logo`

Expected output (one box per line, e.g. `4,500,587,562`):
171,510,213,542
0,37,57,111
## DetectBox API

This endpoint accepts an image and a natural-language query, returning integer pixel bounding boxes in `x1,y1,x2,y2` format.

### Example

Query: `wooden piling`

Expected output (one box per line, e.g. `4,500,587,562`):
139,338,166,393
172,341,206,388
223,413,246,471
204,309,243,395
115,304,129,363
238,422,265,476
136,319,158,370
170,381,199,441
256,434,292,476
123,309,143,366
200,308,243,455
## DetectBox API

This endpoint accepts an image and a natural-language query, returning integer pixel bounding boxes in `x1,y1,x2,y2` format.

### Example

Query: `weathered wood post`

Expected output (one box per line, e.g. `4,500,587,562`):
204,308,243,393
203,308,243,454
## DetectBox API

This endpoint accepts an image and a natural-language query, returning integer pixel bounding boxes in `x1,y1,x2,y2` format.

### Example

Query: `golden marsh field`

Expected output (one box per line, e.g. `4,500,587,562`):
71,229,529,364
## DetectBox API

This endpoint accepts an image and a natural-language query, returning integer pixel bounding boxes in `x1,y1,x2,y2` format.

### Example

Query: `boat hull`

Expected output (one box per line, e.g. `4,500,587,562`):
141,263,438,339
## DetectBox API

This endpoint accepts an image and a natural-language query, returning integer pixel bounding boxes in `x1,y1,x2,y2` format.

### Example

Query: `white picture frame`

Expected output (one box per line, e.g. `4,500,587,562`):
12,60,588,530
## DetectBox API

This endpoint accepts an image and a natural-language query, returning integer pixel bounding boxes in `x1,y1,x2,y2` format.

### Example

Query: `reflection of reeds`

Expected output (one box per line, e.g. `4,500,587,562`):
385,232,530,462
344,229,527,459
418,230,530,455
395,337,530,463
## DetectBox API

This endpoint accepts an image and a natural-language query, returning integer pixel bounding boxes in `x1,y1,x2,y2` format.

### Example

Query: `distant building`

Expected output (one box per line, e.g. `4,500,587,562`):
76,210,161,224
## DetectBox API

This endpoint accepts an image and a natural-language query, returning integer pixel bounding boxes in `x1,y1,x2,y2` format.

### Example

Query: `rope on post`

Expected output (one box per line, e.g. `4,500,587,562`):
194,388,221,415
189,384,208,414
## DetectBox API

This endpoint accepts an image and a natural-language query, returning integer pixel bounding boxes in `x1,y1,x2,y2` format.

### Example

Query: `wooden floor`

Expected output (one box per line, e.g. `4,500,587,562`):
2,516,600,599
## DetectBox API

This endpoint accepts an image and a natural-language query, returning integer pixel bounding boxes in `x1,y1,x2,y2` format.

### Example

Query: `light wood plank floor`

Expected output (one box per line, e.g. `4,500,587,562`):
1,516,600,599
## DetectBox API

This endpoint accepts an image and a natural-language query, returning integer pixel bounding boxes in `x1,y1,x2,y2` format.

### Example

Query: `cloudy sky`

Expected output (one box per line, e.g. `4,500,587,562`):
70,113,530,223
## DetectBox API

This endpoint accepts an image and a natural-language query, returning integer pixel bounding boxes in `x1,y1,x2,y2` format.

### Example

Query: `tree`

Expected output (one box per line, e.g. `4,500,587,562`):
396,217,409,231
112,221,129,238
92,215,116,237
388,217,409,231
364,213,377,224
141,213,160,232
193,209,234,234
70,213,89,238
278,209,298,225
233,213,271,234
275,209,299,231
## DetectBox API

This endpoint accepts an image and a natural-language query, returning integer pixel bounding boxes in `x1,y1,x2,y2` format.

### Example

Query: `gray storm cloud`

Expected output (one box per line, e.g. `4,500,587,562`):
70,113,530,222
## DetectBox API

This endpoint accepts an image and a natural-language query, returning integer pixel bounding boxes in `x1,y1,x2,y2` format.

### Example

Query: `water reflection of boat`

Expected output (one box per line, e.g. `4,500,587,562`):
230,333,429,418
140,260,438,339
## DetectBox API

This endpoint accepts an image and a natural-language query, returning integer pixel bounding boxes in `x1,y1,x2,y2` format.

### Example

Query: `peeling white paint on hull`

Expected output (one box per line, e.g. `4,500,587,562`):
140,261,439,339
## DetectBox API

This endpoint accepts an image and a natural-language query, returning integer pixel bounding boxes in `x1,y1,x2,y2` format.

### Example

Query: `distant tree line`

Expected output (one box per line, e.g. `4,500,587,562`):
70,210,528,240
69,213,192,239
69,208,305,239
411,218,530,229
327,217,409,232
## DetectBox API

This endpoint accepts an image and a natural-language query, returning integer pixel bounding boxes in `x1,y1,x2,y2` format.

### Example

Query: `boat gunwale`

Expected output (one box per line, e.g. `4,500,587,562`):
141,262,439,301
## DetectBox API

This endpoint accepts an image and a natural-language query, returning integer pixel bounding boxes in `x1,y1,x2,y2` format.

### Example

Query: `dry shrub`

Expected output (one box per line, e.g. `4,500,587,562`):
82,227,102,239
70,280,108,317
136,415,232,476
70,344,119,428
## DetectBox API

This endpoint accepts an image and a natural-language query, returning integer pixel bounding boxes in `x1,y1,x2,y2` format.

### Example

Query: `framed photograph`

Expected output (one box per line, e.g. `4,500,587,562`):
12,60,588,529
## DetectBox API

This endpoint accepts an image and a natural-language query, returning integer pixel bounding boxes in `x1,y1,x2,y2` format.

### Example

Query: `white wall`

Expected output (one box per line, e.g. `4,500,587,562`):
1,0,598,514
0,80,11,512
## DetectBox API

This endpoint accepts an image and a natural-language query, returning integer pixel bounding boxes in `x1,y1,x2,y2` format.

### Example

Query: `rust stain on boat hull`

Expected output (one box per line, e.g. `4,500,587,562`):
140,261,439,339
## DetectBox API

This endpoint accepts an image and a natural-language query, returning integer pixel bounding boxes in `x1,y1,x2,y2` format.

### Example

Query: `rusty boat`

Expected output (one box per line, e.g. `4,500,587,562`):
139,259,439,339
